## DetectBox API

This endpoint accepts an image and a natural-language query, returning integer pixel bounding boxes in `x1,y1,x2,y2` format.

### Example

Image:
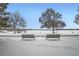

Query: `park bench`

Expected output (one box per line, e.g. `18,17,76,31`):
46,34,60,41
22,34,35,41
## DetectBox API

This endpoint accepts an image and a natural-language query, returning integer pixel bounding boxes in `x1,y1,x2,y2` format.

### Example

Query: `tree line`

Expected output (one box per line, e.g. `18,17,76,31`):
0,3,26,34
0,3,79,34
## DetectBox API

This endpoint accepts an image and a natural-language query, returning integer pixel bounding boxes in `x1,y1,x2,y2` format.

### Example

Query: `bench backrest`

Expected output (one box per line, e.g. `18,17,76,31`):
46,34,60,38
22,34,34,38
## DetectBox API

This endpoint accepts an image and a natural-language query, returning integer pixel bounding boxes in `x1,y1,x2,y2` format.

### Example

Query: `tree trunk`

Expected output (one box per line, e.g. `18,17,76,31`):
14,25,16,34
53,27,54,34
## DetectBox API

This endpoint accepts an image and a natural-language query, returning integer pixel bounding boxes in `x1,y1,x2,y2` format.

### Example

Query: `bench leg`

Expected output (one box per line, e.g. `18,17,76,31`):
46,38,47,40
34,37,35,40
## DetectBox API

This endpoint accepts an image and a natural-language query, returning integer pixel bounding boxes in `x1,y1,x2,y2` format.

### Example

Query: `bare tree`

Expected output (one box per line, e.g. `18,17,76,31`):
9,11,27,34
74,6,79,27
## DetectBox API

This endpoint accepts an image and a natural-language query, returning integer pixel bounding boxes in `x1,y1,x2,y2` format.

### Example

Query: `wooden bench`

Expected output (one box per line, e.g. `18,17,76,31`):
22,34,35,41
46,34,60,41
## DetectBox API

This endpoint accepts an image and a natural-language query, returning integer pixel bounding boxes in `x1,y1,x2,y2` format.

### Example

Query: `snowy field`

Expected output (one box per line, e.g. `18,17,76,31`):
0,30,79,56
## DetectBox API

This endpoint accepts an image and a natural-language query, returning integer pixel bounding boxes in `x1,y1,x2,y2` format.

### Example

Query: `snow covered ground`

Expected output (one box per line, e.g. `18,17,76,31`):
0,30,79,56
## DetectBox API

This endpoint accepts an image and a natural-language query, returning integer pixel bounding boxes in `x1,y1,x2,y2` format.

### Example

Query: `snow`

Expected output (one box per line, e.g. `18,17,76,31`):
0,30,79,56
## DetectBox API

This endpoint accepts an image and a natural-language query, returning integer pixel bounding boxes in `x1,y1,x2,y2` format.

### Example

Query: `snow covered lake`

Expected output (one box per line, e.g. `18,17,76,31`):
0,30,79,56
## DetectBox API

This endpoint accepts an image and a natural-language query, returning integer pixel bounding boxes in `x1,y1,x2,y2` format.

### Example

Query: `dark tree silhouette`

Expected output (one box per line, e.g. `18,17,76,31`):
39,8,66,34
57,20,66,29
0,3,10,29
